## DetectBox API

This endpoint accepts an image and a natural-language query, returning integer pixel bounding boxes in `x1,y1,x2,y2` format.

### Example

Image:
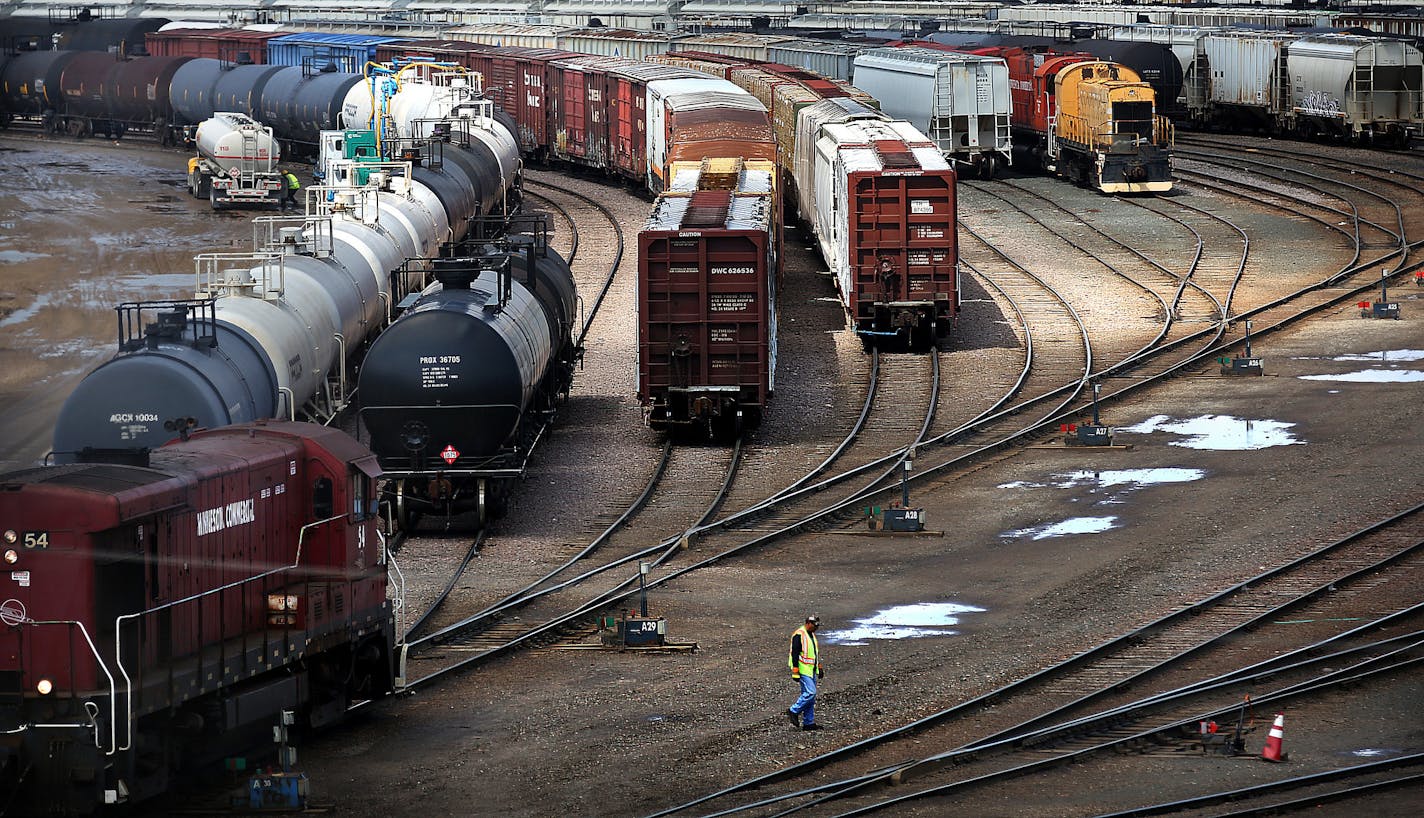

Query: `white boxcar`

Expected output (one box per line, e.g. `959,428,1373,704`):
792,99,953,314
1199,32,1296,124
852,47,1011,179
444,24,568,49
670,32,800,63
1287,34,1424,142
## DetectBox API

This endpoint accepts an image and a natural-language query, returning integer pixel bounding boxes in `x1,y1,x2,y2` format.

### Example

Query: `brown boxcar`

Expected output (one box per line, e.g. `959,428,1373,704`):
549,56,608,166
464,47,576,155
595,60,704,182
638,160,778,438
144,28,283,64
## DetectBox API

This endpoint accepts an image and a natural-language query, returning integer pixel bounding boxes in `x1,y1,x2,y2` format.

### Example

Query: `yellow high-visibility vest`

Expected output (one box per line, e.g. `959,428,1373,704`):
788,625,819,676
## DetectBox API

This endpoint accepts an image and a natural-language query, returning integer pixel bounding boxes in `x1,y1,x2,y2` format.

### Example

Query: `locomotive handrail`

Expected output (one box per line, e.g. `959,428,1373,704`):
384,533,407,647
113,512,351,752
7,620,117,754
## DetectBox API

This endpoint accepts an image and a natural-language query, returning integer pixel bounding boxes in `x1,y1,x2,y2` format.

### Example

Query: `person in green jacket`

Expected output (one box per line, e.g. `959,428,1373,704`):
282,169,301,211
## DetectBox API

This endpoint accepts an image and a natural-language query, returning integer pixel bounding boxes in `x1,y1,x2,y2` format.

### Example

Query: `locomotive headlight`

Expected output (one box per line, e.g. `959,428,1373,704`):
2,530,14,544
266,594,299,612
36,679,53,695
3,550,16,564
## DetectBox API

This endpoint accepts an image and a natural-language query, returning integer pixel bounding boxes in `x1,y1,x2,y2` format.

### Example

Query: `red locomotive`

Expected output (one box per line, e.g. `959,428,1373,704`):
0,421,396,815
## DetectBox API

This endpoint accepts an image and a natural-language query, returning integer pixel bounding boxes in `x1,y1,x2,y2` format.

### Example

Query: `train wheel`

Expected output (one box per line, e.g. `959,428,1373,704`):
394,481,421,532
474,479,488,528
978,156,997,181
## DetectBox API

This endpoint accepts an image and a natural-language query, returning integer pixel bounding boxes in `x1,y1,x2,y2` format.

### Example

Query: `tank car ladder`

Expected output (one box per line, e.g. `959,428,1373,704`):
238,125,260,190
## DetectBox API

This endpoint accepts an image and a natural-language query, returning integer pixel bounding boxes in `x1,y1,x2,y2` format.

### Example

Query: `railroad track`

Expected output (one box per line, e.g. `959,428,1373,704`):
399,438,743,689
641,502,1424,817
1096,755,1424,817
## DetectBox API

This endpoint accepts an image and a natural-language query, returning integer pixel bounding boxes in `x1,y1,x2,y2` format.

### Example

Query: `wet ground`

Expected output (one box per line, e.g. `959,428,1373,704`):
0,135,260,469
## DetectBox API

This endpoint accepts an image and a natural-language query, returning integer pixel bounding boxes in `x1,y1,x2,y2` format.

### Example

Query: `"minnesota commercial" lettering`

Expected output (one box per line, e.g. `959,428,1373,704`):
196,499,256,537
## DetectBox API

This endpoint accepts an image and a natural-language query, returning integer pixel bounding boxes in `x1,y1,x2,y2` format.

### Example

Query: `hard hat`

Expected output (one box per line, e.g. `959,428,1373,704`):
806,614,820,625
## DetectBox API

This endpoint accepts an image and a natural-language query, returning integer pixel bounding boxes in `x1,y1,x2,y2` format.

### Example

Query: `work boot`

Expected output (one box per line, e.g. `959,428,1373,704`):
802,723,823,732
786,709,799,727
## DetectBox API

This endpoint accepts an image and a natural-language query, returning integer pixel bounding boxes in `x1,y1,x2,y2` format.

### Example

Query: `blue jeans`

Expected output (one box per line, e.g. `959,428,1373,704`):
789,673,817,726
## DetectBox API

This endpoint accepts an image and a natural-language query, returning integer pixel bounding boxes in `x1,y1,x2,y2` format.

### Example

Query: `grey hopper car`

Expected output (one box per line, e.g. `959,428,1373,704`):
852,47,1012,179
1287,34,1423,143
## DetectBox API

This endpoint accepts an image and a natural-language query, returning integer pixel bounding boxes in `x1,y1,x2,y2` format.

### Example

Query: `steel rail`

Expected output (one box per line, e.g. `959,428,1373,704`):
641,502,1424,817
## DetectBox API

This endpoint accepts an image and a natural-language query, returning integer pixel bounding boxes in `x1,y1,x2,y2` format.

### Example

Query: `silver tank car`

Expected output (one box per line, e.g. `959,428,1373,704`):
51,112,519,459
343,65,521,225
357,243,577,529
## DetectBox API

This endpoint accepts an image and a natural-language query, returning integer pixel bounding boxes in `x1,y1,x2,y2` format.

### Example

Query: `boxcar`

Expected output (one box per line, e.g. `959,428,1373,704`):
144,28,284,64
638,161,778,438
794,101,959,348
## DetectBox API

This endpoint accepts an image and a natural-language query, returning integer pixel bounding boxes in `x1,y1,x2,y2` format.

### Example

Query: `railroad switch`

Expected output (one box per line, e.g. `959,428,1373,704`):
596,562,683,650
1185,696,1254,758
866,452,926,532
1359,269,1400,319
1220,320,1264,376
1064,382,1114,445
239,710,309,812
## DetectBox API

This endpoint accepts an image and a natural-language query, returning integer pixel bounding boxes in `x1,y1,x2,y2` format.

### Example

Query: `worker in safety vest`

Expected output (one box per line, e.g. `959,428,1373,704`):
786,615,824,731
282,169,301,210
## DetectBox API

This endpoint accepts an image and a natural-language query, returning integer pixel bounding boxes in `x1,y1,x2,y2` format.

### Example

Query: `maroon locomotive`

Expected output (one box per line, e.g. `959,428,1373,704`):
0,421,397,815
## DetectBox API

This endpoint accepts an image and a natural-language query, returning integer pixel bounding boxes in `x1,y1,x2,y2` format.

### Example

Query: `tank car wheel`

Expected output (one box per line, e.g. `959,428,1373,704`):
474,479,488,528
394,481,421,532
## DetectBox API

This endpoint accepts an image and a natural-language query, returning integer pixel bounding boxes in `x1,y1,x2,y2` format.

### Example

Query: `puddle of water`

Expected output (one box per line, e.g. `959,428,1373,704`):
1344,747,1403,759
1329,349,1424,362
1117,415,1303,450
821,602,987,646
1300,370,1424,383
1002,516,1119,541
0,293,52,329
1000,468,1205,491
0,249,48,264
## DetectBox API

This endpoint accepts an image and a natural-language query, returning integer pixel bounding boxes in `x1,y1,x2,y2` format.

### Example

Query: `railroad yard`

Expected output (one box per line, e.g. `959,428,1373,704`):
0,129,1420,815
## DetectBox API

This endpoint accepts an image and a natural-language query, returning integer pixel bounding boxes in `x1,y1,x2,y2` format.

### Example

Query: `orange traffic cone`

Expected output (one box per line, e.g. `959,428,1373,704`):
1261,712,1287,762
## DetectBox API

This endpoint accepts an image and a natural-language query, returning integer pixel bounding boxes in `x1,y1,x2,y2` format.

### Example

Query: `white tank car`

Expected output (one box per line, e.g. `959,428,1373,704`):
342,69,521,208
194,112,280,178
